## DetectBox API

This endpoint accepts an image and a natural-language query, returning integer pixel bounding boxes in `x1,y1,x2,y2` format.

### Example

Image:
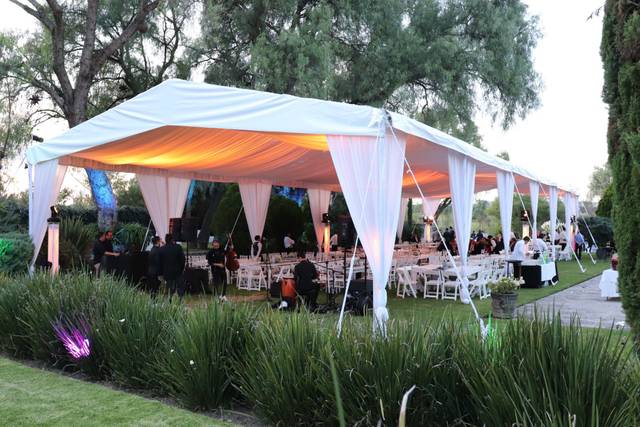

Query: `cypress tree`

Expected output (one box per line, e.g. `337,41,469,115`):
601,0,640,343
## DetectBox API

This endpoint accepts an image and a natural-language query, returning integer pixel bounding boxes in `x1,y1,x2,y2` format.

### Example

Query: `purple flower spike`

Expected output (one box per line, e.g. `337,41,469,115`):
53,320,91,360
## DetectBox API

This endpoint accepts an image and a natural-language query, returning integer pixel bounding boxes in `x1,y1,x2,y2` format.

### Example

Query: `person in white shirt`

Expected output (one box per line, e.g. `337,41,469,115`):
251,235,263,260
557,227,567,250
533,234,548,257
511,236,530,261
330,233,338,251
284,233,296,254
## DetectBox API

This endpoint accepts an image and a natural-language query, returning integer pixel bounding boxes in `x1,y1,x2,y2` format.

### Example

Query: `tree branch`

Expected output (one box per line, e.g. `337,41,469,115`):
7,0,54,29
91,0,162,75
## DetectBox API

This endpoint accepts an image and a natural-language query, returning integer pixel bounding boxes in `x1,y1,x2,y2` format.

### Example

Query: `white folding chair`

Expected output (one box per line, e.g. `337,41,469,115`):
396,267,417,298
421,271,442,299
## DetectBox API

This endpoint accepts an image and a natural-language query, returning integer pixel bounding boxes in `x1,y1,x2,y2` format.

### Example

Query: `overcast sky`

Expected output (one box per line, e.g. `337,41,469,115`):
1,0,608,198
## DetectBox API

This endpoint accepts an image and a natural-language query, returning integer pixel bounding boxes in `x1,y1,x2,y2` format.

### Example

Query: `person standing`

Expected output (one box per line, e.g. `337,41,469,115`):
294,249,319,310
207,239,228,299
251,235,263,260
284,233,296,254
330,232,338,251
160,234,186,302
574,229,586,260
147,236,163,298
92,230,119,276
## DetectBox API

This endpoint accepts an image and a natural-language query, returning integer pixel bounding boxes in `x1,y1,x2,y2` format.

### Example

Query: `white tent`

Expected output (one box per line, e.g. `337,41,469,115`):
26,79,576,330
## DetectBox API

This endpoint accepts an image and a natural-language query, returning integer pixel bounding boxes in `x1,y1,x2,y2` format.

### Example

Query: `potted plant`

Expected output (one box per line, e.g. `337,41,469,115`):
488,277,520,319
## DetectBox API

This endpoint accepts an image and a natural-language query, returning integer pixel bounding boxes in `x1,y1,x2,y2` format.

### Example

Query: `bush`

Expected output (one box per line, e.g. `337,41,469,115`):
115,222,147,250
0,272,638,425
157,303,256,409
59,217,96,270
0,233,34,275
578,215,614,247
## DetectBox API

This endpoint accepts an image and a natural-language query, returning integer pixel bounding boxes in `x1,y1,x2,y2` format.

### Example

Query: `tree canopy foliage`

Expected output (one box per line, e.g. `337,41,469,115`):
196,0,541,142
588,163,612,201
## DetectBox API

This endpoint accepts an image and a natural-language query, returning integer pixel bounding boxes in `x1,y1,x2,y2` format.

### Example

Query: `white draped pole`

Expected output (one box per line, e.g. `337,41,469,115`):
496,171,515,259
137,174,191,239
529,181,540,238
448,153,476,304
328,123,406,334
549,186,558,260
238,180,272,244
397,197,409,242
421,197,439,242
563,192,585,272
28,160,68,268
308,188,332,251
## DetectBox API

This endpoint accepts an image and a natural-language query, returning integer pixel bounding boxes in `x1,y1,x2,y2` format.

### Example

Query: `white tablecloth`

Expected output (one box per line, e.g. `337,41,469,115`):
540,262,557,282
599,269,619,298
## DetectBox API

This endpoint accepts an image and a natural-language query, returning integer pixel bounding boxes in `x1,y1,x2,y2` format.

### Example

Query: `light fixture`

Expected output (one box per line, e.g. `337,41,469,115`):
47,205,60,275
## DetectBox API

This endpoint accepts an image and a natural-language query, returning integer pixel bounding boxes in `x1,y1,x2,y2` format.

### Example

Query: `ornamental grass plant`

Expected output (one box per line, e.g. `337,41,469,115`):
0,272,637,426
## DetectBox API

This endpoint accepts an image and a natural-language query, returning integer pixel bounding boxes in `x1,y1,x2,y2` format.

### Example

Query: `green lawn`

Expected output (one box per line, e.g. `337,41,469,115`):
185,259,610,326
0,357,231,427
385,259,611,324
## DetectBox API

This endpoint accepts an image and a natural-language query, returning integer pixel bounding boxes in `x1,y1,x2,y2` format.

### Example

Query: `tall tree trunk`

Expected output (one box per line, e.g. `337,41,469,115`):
67,113,118,231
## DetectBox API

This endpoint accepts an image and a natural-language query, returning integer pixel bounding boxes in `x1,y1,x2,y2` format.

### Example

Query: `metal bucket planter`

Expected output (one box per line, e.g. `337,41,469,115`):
491,292,518,319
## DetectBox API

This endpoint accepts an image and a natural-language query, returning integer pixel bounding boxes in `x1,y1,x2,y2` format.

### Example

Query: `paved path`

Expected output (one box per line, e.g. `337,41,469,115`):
517,275,628,329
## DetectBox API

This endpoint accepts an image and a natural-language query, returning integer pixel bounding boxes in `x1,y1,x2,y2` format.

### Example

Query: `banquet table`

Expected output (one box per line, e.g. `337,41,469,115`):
599,269,619,298
520,260,558,288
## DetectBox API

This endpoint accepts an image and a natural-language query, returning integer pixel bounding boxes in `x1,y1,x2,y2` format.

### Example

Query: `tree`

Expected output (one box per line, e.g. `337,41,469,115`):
596,184,613,217
496,150,510,161
601,0,640,343
196,0,541,141
2,0,195,228
587,163,612,200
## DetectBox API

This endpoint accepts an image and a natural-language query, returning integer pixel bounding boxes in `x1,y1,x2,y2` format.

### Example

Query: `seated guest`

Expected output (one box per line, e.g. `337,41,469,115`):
294,249,319,310
493,233,505,254
330,233,339,251
284,233,296,254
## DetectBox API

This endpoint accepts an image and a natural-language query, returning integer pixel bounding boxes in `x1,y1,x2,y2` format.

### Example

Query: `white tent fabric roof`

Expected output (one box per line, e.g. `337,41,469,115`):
26,79,574,197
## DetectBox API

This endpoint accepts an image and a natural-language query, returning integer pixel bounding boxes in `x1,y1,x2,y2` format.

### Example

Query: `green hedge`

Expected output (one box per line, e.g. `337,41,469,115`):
0,233,34,275
0,272,637,425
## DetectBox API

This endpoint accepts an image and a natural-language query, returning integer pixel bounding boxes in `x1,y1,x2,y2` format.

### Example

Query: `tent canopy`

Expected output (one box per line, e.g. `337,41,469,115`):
26,79,573,198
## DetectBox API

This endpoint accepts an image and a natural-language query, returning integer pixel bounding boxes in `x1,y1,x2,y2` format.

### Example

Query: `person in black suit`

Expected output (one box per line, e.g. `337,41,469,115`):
147,236,163,298
206,239,227,299
160,234,185,302
294,249,319,310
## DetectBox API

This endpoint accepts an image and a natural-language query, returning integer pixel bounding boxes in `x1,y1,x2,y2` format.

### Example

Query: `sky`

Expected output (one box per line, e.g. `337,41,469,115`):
0,0,609,198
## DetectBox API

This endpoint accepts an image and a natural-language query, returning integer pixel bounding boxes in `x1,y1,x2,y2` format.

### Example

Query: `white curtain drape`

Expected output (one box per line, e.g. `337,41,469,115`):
549,186,558,259
496,171,515,257
239,180,272,243
28,160,68,267
137,174,191,239
448,153,476,304
396,197,408,241
529,181,540,238
328,127,406,331
421,197,440,242
308,188,332,251
563,192,574,251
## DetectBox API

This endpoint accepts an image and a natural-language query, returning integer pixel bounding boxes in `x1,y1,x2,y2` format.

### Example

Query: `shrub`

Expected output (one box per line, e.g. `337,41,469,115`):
459,314,639,426
59,217,96,270
157,303,256,409
92,289,182,389
0,233,34,275
115,222,147,250
0,274,31,356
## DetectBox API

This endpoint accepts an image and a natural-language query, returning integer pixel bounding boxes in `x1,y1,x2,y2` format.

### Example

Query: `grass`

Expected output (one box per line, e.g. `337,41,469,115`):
185,259,610,325
0,356,231,427
385,259,611,323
